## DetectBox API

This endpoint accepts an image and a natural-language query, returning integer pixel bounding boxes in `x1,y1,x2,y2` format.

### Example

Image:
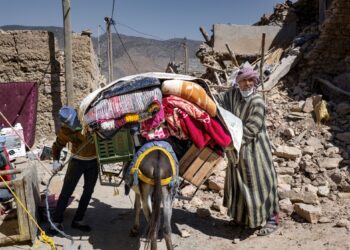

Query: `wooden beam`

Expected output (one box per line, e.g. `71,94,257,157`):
225,43,239,67
0,169,22,176
203,63,225,73
207,85,232,90
214,72,222,86
199,26,211,46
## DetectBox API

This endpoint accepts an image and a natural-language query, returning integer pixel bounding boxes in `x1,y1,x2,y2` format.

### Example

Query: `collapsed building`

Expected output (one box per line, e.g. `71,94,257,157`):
197,0,350,101
184,0,350,224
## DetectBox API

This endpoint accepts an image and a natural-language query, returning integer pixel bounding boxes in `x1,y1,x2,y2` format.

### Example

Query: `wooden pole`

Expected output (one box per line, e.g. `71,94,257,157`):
202,63,226,73
184,37,189,74
105,16,114,83
260,33,266,102
199,26,211,46
225,43,239,67
0,169,22,176
62,0,74,106
214,72,222,86
97,25,101,70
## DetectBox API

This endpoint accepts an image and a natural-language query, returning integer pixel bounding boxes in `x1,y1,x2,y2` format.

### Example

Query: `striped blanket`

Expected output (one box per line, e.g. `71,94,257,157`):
84,88,162,125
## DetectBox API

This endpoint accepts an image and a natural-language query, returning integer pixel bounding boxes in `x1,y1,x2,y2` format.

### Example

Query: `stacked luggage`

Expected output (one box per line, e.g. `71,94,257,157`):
79,73,241,198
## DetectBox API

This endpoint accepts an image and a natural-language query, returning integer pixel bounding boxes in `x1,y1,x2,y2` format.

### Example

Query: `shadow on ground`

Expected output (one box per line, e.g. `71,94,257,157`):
39,197,250,249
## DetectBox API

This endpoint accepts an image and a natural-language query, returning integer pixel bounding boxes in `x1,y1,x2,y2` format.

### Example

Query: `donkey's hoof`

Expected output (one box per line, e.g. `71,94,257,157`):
129,228,139,237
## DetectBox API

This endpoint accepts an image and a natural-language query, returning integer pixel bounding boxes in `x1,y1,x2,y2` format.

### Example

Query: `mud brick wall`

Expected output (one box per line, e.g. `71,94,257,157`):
307,0,350,76
0,30,104,142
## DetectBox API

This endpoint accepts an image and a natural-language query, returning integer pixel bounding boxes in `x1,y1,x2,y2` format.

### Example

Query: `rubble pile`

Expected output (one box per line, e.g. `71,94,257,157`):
266,84,350,224
256,1,294,26
174,0,350,225
194,0,324,90
174,82,350,226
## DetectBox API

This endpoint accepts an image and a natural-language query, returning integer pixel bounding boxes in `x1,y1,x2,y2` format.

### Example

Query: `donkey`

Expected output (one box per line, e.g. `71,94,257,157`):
128,144,178,250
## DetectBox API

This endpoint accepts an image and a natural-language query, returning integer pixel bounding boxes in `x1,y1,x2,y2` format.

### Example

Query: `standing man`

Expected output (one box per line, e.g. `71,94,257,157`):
215,67,279,236
50,106,98,233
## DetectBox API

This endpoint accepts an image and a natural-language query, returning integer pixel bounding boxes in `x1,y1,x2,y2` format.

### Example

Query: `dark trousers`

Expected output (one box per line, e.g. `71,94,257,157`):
0,188,13,202
53,158,98,223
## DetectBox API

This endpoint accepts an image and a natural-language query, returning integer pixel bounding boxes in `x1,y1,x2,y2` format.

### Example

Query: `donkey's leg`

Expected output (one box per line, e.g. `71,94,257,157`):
141,184,153,222
130,193,141,237
141,184,157,249
162,187,174,250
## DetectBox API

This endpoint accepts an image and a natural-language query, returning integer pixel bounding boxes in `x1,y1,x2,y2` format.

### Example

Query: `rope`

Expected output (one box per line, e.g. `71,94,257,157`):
0,175,56,250
0,110,91,248
44,173,75,243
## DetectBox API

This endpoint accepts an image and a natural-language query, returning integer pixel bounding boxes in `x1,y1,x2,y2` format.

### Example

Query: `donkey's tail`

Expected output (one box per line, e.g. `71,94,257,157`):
145,150,162,250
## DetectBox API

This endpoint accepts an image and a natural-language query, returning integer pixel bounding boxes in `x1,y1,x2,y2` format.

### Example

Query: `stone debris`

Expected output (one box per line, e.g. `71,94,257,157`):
294,203,322,224
318,217,331,224
335,219,350,228
232,238,240,244
180,229,191,238
279,198,293,215
196,208,211,218
274,146,302,160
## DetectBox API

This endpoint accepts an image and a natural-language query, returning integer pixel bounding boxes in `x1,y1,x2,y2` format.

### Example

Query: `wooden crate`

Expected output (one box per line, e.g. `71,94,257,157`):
0,161,40,245
179,145,223,187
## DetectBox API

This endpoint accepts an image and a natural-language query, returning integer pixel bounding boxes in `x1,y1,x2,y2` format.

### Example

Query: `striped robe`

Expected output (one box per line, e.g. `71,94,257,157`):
216,88,279,228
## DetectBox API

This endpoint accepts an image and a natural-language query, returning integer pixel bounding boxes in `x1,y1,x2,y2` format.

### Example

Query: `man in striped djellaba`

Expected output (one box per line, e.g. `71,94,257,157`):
215,67,279,236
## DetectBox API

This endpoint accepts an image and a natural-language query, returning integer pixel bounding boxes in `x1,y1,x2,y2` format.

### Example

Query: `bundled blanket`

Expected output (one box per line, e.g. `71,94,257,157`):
84,87,162,125
140,105,170,141
163,95,232,150
91,77,161,107
161,80,217,117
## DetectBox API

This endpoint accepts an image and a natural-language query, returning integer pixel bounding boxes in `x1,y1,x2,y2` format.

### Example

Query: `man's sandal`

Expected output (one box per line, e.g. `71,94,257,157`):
256,223,278,236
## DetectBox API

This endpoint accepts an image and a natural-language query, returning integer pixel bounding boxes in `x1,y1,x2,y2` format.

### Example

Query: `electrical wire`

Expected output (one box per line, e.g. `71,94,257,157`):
111,21,139,73
98,24,105,33
111,0,116,20
115,21,164,40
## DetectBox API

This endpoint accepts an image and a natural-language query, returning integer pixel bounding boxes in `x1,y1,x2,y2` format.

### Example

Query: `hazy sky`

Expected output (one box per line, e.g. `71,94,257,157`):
0,0,284,40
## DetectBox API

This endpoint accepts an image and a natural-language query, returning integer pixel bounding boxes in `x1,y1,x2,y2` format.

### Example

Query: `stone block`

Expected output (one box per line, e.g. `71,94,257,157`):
294,203,322,223
318,158,343,169
274,146,301,160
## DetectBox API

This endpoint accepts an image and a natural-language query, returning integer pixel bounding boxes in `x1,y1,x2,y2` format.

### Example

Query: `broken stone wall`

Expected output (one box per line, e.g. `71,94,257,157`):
0,30,104,143
306,0,350,76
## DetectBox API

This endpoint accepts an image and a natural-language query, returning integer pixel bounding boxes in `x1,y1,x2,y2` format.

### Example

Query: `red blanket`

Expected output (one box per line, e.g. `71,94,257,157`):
163,95,232,149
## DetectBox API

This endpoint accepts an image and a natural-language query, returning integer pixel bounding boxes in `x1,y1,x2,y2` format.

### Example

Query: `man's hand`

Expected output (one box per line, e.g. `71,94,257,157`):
52,160,62,174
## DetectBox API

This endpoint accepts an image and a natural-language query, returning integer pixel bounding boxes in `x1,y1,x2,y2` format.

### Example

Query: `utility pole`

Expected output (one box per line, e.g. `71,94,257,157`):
183,37,189,74
105,17,114,83
97,25,101,70
62,0,74,106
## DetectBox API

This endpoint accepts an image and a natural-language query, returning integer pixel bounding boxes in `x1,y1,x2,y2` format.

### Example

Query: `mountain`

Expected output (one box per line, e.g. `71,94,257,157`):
0,25,204,79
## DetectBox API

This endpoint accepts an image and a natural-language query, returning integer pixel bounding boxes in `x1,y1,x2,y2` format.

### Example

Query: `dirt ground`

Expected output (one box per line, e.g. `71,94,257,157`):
2,172,350,250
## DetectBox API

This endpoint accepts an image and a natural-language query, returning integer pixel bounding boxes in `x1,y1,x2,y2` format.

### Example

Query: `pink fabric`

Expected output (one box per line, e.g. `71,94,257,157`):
141,106,165,132
0,82,38,147
141,124,170,141
163,95,232,149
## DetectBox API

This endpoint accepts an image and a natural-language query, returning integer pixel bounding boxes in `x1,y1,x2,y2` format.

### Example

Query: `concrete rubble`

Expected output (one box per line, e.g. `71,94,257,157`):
174,0,350,227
